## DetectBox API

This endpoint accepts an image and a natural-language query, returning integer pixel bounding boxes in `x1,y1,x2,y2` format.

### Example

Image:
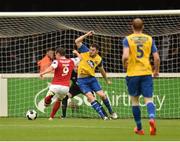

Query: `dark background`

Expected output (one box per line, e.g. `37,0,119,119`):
0,0,179,11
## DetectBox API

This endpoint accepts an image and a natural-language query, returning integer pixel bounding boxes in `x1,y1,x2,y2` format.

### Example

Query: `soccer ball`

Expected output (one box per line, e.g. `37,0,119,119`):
26,109,37,120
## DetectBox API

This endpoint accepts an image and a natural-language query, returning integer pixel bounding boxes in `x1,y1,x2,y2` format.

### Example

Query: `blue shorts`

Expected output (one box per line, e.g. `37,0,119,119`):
77,77,102,94
126,75,153,98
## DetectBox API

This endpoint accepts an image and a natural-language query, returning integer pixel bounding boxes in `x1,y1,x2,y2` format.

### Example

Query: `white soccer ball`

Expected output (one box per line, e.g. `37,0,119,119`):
26,109,37,120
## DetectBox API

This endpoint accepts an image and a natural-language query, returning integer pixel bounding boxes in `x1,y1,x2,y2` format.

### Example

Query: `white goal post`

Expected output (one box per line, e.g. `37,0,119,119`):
0,10,180,118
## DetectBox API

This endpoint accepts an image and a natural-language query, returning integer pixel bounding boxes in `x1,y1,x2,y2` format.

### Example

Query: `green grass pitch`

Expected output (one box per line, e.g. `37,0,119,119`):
0,118,180,141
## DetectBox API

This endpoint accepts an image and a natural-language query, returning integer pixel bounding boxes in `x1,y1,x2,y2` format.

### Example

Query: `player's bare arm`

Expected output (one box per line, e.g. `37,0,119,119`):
98,66,112,84
75,31,94,48
122,47,129,70
40,66,54,78
73,50,82,59
153,52,160,78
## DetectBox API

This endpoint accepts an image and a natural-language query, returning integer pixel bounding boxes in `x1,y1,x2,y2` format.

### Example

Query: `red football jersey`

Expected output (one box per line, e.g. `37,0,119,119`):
51,58,75,86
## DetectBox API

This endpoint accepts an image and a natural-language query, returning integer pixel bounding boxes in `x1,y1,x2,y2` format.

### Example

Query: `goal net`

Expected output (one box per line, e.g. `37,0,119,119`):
0,11,180,118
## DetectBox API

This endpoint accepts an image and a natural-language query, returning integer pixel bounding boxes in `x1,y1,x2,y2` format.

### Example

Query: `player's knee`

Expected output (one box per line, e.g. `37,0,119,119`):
88,98,94,103
100,95,107,100
131,101,139,106
96,90,106,98
144,97,153,104
131,96,139,106
86,92,95,103
47,91,55,96
67,92,72,98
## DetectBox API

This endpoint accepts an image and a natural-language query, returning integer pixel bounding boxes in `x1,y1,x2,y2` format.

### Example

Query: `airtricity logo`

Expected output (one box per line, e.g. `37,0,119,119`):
34,82,166,113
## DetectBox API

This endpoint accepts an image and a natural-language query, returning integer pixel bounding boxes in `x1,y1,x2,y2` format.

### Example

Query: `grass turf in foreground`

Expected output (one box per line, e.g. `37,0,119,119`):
0,118,180,141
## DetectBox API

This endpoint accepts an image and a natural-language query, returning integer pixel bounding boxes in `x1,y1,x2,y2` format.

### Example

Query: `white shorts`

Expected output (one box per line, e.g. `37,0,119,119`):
47,84,69,100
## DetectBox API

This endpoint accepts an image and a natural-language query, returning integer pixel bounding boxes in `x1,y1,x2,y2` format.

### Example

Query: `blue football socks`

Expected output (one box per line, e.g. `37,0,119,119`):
132,106,142,130
147,102,155,119
91,100,105,118
103,98,113,114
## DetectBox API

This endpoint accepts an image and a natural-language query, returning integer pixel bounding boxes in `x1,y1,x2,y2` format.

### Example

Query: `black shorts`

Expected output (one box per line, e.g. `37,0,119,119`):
69,83,83,97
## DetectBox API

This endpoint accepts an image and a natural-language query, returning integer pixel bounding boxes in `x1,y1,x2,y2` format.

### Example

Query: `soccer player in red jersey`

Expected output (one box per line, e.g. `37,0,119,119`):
40,48,80,120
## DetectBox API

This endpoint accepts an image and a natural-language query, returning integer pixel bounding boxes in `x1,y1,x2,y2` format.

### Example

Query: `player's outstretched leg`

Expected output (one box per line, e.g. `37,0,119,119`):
147,102,156,135
44,91,55,107
61,95,68,118
132,105,144,135
96,101,108,117
102,97,117,119
49,99,61,120
44,96,53,107
91,100,108,120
